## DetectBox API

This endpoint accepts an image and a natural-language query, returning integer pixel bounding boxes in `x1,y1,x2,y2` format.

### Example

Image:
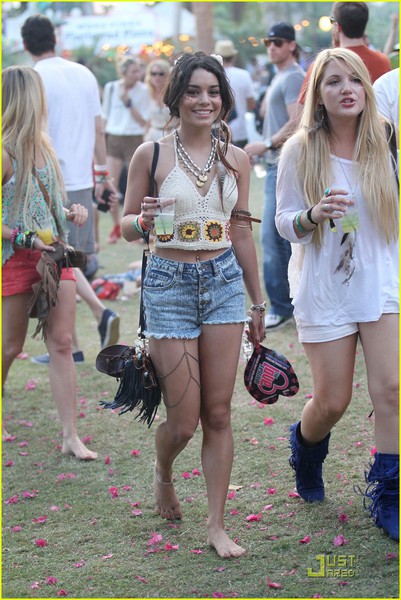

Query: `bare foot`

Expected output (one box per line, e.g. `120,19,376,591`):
208,527,246,558
61,436,97,460
154,462,182,520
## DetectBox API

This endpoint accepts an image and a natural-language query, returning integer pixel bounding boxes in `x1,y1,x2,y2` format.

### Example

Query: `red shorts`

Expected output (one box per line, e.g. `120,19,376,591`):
2,249,76,297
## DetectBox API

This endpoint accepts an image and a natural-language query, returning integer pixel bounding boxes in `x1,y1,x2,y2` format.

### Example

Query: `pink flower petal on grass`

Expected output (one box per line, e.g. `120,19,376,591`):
74,560,85,568
22,489,39,498
25,379,37,391
32,515,47,524
147,532,163,546
192,468,202,476
57,590,68,596
267,578,282,589
136,576,148,583
164,542,179,551
130,449,141,456
338,512,349,523
102,553,113,560
190,549,203,554
246,513,262,522
264,417,275,425
267,488,276,495
299,535,311,544
5,495,19,504
108,486,118,498
12,525,22,532
386,552,397,560
181,471,191,479
30,582,40,589
227,491,236,500
45,577,58,585
333,534,348,546
34,538,48,547
104,456,111,464
17,352,29,360
288,491,300,498
131,509,143,516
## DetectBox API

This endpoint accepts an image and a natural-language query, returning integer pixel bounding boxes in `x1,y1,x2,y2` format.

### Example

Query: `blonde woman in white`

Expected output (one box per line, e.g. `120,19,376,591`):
276,48,399,540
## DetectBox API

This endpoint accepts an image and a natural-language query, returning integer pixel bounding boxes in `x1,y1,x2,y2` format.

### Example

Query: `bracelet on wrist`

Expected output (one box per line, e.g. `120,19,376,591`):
14,230,37,249
95,174,110,183
133,215,144,235
10,227,20,244
139,215,152,232
249,301,266,313
306,206,318,226
295,211,306,234
14,232,25,247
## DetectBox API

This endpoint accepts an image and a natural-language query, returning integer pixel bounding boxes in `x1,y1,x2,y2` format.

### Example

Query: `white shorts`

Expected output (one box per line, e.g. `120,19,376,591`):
296,303,399,343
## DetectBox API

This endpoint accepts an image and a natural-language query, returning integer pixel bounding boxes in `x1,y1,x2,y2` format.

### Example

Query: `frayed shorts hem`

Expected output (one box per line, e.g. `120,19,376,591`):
145,319,246,340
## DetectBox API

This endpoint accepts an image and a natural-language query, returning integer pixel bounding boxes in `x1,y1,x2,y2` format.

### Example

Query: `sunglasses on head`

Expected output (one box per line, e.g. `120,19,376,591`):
263,38,287,48
151,71,166,77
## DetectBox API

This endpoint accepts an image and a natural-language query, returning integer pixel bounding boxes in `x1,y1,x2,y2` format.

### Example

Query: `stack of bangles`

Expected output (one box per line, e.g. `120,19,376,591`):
11,226,38,249
231,208,261,230
94,164,110,184
294,206,318,234
248,301,266,317
133,214,152,236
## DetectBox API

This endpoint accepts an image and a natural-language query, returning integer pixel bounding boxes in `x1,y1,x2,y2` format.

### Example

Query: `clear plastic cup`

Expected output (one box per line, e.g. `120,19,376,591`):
27,215,55,245
154,198,176,236
340,194,359,233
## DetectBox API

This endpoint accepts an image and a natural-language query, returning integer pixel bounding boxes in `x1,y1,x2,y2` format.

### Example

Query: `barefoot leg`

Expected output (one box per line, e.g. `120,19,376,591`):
154,461,182,520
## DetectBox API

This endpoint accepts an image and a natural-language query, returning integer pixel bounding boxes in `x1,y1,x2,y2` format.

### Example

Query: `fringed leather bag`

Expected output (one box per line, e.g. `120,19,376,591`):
28,242,87,339
95,142,162,427
96,343,161,427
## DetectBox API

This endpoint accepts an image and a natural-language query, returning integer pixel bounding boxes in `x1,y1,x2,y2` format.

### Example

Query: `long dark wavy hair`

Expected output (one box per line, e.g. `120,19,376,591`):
163,52,237,178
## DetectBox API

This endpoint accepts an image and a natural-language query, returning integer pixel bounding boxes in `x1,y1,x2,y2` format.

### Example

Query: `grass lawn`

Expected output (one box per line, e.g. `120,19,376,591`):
2,173,399,599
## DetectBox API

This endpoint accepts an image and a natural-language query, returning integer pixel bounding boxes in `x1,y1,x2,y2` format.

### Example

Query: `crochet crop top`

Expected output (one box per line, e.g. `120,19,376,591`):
154,139,238,250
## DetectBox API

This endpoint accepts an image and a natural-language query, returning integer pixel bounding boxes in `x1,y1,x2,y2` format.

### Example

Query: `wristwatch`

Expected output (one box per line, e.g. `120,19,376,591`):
264,138,273,151
125,99,132,108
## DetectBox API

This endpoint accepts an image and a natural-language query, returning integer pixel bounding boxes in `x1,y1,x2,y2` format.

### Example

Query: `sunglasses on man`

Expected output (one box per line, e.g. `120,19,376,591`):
263,38,288,48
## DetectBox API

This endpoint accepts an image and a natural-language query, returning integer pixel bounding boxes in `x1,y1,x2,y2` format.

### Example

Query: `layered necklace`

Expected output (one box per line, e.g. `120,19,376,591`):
174,131,217,188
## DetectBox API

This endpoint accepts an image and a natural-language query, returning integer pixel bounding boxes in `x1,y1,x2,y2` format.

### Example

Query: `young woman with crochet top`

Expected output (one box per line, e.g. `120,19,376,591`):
121,52,265,558
276,48,399,540
2,66,97,460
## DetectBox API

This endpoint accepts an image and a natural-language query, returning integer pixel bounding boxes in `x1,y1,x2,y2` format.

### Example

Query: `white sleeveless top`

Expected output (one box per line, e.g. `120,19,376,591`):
154,139,238,250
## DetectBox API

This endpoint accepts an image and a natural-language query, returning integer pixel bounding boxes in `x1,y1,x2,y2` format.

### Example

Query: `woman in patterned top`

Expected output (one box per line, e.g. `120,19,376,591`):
121,52,265,558
2,66,96,460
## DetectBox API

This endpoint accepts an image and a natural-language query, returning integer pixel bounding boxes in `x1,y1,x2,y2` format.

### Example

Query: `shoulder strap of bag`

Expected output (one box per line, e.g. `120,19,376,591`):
139,142,160,338
32,168,63,236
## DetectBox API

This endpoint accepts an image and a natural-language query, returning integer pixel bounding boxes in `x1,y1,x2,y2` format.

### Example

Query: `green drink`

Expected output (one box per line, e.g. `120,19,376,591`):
154,198,175,236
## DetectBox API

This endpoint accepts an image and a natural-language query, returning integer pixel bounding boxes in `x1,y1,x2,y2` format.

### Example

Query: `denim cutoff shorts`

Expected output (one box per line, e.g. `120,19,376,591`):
143,247,247,339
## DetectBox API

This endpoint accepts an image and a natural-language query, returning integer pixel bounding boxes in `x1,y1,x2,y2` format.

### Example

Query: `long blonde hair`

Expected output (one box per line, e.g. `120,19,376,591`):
2,65,67,223
144,59,171,100
287,48,398,245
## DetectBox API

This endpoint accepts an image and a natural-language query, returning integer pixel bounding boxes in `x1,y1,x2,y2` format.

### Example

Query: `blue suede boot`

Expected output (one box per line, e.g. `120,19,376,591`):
362,453,399,541
289,422,330,502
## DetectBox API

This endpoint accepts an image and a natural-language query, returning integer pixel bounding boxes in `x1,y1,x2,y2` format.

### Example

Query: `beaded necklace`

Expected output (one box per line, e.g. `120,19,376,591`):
174,131,217,188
